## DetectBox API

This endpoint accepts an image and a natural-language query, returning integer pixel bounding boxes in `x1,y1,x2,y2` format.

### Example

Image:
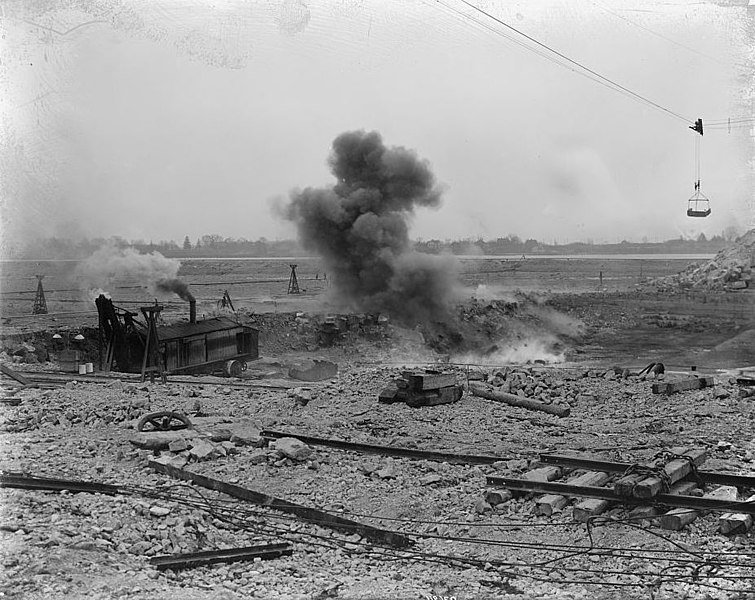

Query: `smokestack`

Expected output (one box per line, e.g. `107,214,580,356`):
189,299,196,324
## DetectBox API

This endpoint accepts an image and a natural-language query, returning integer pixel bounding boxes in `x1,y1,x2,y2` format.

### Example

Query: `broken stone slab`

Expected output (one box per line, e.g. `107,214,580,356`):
484,490,513,507
151,454,189,469
188,439,221,461
288,360,338,382
719,494,755,535
287,388,313,406
229,424,264,447
523,466,562,482
275,437,313,461
378,386,401,404
129,430,201,450
206,428,233,442
168,438,191,453
573,498,610,523
374,460,396,479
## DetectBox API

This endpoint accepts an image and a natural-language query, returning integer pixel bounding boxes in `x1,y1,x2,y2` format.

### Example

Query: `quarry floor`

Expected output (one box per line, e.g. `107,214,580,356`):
1,288,755,600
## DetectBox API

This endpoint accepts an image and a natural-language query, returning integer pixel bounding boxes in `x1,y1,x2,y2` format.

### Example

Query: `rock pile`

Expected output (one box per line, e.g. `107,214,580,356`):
649,229,755,291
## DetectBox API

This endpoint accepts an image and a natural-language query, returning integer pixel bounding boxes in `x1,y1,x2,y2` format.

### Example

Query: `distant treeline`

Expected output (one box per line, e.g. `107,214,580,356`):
6,231,738,260
414,233,733,256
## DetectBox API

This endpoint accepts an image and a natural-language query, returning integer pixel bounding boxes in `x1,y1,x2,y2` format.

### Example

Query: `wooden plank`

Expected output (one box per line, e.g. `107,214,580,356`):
634,449,707,498
402,372,457,391
652,377,715,395
149,460,413,548
0,364,31,385
150,542,292,570
719,494,755,535
405,385,463,407
469,382,570,418
535,471,610,517
660,486,739,530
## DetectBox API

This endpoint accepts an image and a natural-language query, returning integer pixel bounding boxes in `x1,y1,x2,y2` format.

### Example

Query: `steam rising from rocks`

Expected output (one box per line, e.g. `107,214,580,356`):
75,245,194,301
284,130,458,324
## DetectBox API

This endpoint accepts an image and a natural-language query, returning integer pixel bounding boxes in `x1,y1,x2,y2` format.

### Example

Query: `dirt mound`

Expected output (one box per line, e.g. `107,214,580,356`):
648,229,755,291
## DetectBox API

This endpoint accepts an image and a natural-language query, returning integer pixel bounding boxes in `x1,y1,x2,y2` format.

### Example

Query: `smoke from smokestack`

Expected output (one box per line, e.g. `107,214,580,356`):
283,130,458,324
155,278,195,302
75,244,194,301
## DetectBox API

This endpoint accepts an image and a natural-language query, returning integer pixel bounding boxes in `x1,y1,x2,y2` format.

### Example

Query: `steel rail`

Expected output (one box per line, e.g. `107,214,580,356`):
260,429,511,465
486,476,755,514
150,542,293,570
149,460,414,548
14,370,294,390
538,454,755,488
0,472,125,495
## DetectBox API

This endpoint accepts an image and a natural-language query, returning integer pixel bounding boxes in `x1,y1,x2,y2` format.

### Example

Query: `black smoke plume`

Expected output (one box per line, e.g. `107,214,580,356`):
156,278,195,302
284,130,457,324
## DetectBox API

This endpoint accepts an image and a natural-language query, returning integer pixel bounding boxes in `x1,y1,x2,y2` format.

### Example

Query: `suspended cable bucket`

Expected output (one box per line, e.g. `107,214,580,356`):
687,118,710,218
687,187,711,218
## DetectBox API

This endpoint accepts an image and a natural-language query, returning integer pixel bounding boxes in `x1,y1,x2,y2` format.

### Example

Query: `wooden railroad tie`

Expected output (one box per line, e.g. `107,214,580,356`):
486,449,755,534
652,376,715,395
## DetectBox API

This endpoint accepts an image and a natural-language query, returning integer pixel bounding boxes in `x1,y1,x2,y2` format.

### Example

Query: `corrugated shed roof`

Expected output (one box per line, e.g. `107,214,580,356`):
156,317,255,342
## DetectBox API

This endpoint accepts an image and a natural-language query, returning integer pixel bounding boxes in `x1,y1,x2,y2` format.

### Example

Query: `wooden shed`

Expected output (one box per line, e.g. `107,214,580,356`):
157,317,258,376
95,295,258,377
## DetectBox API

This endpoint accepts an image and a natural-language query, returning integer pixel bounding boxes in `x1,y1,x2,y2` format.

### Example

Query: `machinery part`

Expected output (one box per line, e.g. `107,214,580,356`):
224,359,247,378
137,411,192,432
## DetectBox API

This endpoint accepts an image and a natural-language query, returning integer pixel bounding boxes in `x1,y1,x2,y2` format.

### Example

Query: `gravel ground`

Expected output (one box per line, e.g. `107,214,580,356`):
2,353,755,600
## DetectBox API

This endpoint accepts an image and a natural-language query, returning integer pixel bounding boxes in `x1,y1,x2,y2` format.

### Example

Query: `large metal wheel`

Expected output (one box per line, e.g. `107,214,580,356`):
137,411,192,432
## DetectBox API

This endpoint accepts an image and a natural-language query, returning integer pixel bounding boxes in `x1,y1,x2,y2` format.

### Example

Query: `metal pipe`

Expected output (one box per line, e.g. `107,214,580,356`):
189,300,196,324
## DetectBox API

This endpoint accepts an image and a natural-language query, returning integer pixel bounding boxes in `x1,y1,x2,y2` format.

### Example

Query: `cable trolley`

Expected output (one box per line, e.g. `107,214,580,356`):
687,118,711,218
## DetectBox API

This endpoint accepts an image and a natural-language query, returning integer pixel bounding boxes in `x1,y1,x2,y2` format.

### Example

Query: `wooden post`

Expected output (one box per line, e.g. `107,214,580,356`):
469,382,570,418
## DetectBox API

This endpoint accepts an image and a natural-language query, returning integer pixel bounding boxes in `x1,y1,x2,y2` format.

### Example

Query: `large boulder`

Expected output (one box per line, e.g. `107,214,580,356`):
275,437,313,461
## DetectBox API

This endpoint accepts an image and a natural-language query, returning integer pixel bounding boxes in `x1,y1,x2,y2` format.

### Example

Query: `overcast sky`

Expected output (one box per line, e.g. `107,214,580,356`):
2,0,753,251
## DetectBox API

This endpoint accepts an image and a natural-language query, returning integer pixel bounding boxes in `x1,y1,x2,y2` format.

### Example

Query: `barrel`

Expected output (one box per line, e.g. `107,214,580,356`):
223,359,246,378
